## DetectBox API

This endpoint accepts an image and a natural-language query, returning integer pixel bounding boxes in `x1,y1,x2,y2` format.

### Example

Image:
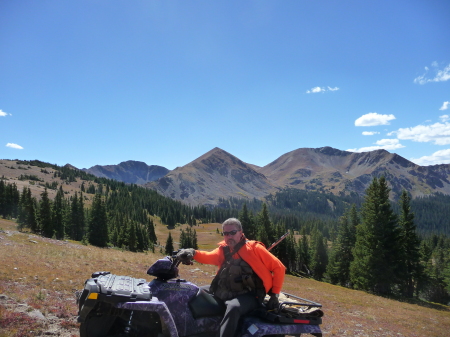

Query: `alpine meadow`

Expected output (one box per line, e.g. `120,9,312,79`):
0,150,449,336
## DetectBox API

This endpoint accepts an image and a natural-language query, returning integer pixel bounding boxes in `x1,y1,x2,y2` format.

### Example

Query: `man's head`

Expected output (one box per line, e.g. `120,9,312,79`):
222,218,243,249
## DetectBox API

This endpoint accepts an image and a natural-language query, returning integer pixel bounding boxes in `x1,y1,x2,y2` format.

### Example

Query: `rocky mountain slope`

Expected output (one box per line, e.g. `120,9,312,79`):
260,146,450,198
145,148,276,207
83,160,169,184
146,146,450,206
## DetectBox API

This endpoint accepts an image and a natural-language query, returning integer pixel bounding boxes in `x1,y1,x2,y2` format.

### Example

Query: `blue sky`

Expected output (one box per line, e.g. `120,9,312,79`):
1,0,449,170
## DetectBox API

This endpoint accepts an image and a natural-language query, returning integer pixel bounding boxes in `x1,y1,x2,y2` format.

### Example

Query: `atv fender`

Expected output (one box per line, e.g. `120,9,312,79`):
117,300,178,337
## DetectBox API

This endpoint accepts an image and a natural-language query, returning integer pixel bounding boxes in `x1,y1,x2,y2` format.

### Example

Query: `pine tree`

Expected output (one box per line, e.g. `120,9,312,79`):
297,227,311,276
350,176,401,295
444,260,450,295
165,232,174,255
256,203,274,247
78,192,86,239
53,186,65,239
0,180,19,219
310,228,328,280
179,226,198,249
192,228,198,249
147,218,157,243
28,189,38,233
136,223,148,252
417,235,450,303
88,194,109,247
70,192,85,241
0,179,5,218
17,186,27,229
128,220,138,252
39,188,53,238
110,217,120,248
239,203,257,240
118,216,129,249
398,190,422,297
180,228,186,248
327,204,358,286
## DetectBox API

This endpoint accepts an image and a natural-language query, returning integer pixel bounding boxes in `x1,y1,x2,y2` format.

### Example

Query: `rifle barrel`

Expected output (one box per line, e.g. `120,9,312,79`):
267,232,289,251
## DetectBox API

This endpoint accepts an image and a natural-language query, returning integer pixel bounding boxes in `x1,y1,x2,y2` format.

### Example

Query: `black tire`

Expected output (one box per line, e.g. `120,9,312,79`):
80,313,118,337
80,302,118,337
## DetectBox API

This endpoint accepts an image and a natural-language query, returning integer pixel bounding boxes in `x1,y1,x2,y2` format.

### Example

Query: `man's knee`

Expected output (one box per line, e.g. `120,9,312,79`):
225,298,240,310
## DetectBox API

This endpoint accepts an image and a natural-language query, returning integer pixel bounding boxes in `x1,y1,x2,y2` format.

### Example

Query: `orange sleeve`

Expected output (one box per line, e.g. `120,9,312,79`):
193,247,224,267
254,244,285,294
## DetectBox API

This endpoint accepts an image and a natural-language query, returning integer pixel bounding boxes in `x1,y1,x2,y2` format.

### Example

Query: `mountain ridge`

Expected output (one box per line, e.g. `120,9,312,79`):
76,146,450,206
82,160,169,185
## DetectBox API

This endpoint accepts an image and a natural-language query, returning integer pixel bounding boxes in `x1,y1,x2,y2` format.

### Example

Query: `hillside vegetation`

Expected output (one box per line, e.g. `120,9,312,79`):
1,218,449,337
1,160,450,302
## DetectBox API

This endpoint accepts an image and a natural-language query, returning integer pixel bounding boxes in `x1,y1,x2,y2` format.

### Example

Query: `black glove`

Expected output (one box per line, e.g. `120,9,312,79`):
176,248,196,265
266,293,279,310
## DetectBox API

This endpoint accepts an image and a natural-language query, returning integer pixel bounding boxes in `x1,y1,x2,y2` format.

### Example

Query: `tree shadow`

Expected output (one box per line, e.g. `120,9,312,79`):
383,295,450,312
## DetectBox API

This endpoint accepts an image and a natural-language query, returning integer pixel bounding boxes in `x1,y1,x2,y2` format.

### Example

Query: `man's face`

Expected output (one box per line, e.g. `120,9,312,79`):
222,224,242,249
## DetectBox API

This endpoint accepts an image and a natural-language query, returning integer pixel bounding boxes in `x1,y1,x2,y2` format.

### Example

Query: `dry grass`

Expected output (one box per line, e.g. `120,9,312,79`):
1,218,449,337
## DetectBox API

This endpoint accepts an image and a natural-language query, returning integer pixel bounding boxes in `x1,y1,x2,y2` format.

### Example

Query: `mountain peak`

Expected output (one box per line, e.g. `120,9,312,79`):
147,148,275,206
315,146,352,156
195,147,234,160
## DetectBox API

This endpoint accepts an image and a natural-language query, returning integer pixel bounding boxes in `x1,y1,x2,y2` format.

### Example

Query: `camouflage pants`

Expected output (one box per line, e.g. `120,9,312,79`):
220,292,258,337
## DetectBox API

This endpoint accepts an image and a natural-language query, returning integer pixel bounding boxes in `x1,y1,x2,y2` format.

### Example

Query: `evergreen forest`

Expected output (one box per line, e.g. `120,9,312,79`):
0,160,449,304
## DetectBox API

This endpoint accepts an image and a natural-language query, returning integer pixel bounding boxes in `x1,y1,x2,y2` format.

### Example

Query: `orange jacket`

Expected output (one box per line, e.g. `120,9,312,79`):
194,240,286,294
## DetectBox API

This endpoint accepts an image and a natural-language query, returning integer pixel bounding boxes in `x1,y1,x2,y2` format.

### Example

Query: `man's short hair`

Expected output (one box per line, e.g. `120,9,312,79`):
222,218,243,231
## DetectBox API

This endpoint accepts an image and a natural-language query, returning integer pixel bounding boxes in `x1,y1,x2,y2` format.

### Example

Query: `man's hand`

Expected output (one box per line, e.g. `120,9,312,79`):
266,293,279,310
176,248,196,265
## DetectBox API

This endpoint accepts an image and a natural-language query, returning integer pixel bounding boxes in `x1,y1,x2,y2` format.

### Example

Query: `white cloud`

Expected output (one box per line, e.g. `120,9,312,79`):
440,115,450,122
414,63,450,84
6,143,24,150
306,86,340,94
439,101,450,111
307,87,324,93
389,122,450,145
0,109,10,117
362,131,380,136
347,139,405,152
355,112,396,126
411,149,450,166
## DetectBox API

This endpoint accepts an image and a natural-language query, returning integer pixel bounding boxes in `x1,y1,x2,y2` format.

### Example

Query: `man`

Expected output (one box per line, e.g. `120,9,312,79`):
177,217,286,336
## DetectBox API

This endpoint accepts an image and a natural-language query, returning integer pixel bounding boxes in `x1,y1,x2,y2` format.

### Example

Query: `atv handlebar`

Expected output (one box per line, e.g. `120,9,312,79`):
172,249,194,265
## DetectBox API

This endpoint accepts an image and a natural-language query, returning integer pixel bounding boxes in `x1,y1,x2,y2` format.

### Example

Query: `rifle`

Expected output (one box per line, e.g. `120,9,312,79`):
267,232,289,251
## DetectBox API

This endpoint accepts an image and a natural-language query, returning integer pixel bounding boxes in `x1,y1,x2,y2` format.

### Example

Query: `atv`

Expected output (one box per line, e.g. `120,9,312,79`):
77,251,323,337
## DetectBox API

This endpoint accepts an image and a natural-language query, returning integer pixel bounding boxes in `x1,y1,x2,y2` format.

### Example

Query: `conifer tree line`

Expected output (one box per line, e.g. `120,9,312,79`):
219,186,450,237
0,182,158,252
1,161,450,303
0,161,236,245
0,161,234,251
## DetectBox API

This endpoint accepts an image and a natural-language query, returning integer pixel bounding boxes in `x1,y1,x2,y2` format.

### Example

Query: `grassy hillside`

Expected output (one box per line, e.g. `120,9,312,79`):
1,218,449,337
0,159,98,204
